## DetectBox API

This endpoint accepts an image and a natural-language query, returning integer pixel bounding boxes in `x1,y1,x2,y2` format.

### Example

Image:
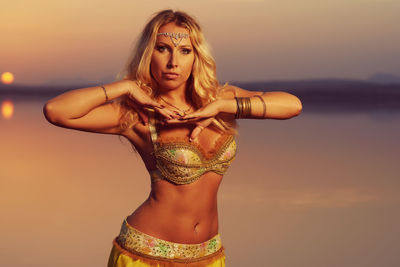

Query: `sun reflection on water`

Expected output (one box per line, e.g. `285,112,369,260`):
1,100,14,119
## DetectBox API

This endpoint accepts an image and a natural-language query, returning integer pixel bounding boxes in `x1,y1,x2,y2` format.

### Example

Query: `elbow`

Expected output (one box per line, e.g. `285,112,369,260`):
43,102,60,125
266,92,302,120
292,96,302,117
283,93,302,119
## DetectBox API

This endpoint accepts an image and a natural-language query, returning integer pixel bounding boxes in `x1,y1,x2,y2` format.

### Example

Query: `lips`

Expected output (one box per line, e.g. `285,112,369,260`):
163,72,180,79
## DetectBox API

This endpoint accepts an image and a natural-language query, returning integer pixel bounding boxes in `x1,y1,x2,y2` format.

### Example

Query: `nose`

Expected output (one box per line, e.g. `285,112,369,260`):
167,51,178,69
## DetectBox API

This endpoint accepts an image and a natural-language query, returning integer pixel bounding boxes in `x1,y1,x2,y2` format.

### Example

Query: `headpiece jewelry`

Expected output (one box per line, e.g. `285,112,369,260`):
157,32,189,47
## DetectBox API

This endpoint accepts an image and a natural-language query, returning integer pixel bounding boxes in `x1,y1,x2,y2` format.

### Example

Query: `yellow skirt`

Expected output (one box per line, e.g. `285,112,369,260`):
107,217,226,267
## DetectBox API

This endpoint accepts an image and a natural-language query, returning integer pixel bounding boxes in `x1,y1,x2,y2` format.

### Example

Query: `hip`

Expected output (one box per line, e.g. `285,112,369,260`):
108,216,225,267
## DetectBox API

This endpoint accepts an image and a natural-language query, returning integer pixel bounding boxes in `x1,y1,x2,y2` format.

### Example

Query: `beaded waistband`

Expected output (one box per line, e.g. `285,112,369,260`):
115,217,222,260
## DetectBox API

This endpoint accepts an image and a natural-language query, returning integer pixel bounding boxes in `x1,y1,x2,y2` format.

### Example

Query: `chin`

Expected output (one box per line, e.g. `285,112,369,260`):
158,80,187,90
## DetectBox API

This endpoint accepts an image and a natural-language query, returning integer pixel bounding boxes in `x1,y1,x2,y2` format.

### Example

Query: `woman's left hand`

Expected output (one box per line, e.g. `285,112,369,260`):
166,100,222,141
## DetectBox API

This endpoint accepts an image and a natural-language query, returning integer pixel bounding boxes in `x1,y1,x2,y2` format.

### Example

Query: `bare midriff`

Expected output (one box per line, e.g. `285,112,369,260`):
126,171,223,244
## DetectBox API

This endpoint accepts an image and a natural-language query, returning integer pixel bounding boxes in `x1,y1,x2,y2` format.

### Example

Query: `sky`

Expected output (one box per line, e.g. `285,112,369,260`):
1,0,400,85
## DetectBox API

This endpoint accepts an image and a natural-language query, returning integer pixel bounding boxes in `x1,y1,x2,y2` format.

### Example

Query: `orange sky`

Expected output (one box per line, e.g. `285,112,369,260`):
1,0,399,85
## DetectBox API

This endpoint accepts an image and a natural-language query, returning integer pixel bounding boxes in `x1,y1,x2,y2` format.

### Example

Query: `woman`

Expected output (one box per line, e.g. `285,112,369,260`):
43,9,302,267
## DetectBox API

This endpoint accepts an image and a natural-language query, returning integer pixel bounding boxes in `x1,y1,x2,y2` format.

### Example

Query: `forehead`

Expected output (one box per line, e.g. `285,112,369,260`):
156,22,192,46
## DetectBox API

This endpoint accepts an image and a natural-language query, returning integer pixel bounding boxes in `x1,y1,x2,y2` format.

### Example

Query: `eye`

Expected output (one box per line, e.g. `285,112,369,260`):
181,48,192,55
156,45,166,52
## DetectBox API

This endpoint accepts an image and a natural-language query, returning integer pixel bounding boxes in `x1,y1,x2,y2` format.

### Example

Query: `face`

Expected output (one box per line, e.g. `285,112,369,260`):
150,22,195,92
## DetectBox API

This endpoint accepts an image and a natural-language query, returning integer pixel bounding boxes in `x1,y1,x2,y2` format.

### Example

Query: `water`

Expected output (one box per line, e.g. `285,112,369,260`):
1,98,399,267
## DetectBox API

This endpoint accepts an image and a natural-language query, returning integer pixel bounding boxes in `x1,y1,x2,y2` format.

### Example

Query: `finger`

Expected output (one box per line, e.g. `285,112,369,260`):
189,125,205,142
167,109,182,119
164,115,203,124
164,118,190,124
181,111,213,121
141,99,165,110
156,107,180,120
137,110,148,125
181,111,201,120
151,100,165,109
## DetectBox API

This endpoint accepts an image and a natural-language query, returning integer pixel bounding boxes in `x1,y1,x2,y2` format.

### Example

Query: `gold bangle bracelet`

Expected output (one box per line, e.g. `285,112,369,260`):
254,95,266,118
245,97,252,118
240,97,245,118
235,97,242,119
235,97,252,118
101,85,109,102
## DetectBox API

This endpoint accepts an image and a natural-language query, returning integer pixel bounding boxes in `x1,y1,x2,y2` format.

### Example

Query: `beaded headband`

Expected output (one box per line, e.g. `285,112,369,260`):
157,32,189,47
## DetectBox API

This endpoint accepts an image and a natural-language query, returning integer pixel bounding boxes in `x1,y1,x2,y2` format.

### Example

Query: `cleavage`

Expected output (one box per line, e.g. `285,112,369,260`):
156,124,226,160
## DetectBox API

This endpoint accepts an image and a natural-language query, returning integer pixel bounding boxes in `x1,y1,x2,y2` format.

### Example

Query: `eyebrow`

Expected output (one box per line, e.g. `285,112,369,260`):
156,41,193,49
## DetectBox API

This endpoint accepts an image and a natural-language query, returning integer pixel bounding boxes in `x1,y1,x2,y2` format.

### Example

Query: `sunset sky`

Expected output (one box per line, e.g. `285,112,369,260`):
1,0,399,85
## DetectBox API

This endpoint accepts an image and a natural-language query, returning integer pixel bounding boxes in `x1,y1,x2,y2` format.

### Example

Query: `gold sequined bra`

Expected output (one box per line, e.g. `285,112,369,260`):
148,110,237,185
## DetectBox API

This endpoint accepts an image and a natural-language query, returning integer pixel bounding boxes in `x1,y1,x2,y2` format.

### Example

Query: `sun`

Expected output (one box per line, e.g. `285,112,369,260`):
1,72,15,84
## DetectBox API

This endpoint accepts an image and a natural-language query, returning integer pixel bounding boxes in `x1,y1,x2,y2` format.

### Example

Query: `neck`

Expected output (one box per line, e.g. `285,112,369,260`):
157,83,192,108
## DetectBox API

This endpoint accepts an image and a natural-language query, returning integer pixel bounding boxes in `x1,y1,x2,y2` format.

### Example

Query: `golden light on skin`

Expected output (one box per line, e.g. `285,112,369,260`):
2,100,14,119
1,72,15,84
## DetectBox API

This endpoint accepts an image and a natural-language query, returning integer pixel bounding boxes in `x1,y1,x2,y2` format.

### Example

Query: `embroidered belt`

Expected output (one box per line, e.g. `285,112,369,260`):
115,217,222,260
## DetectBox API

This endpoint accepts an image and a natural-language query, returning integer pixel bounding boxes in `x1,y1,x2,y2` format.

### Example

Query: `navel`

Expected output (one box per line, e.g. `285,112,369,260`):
194,222,200,232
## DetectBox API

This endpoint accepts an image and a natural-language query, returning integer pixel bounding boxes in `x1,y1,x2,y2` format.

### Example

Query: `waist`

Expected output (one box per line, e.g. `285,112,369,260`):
115,216,223,260
127,199,219,244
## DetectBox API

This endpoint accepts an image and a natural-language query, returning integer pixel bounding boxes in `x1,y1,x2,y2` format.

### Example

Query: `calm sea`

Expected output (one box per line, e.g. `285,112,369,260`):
1,97,399,267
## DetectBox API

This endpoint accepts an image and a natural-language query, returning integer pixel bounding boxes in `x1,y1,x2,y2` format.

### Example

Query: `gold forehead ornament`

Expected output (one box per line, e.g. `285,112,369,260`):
157,32,189,47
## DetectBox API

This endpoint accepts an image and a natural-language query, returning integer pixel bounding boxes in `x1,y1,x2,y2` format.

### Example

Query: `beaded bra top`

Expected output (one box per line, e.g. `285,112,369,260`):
147,110,237,185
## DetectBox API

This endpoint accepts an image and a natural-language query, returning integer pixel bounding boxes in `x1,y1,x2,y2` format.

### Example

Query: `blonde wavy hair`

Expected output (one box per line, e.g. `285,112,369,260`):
114,9,236,135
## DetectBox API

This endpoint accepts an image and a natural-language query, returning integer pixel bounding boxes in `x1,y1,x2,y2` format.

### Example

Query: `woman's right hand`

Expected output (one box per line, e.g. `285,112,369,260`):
124,80,180,124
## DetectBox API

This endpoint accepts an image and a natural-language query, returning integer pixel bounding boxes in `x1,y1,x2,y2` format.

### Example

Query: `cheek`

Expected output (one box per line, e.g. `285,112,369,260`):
150,56,161,76
183,56,195,74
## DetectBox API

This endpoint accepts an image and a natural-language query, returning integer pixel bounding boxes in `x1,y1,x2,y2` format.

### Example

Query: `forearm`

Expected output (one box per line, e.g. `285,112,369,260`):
218,92,302,119
44,80,131,120
218,96,265,119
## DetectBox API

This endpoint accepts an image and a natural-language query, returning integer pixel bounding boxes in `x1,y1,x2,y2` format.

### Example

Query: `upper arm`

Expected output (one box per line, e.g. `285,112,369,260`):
44,100,124,135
